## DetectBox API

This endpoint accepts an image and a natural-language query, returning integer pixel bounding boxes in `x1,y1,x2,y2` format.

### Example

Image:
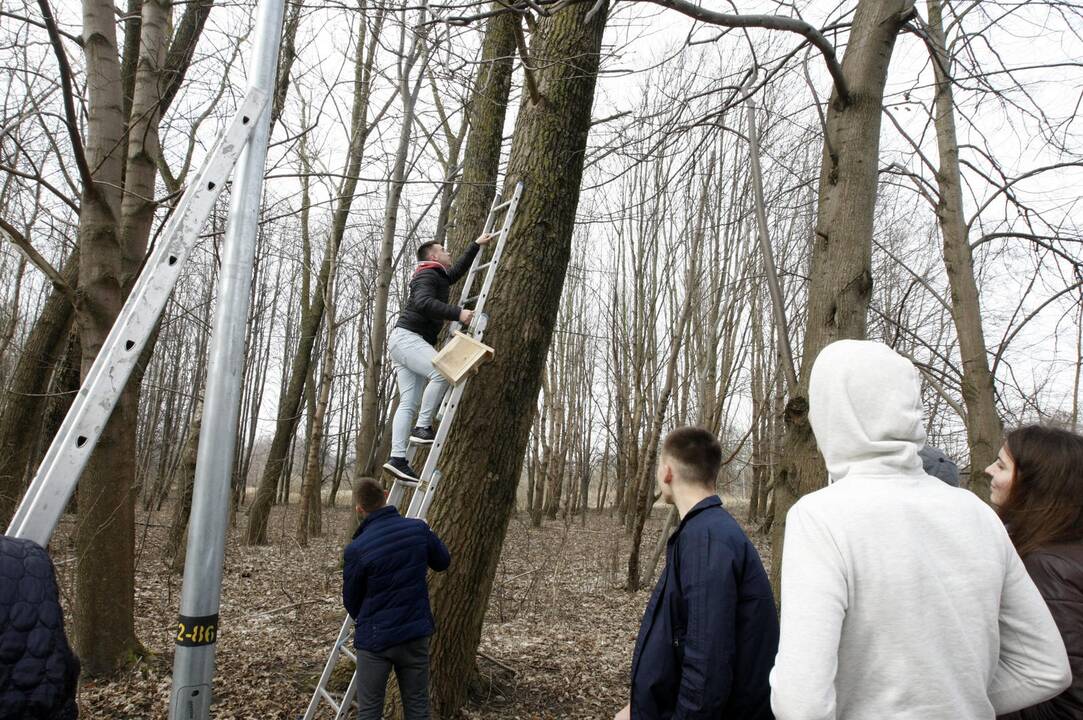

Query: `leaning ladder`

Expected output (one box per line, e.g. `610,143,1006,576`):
302,180,524,720
4,88,267,546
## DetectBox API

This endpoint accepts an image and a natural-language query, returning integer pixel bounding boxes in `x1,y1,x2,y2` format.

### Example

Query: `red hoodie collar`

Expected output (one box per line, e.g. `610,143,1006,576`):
414,261,445,277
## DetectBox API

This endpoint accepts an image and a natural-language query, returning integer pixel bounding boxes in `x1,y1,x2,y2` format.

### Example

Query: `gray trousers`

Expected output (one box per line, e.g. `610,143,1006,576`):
388,327,449,457
355,635,431,720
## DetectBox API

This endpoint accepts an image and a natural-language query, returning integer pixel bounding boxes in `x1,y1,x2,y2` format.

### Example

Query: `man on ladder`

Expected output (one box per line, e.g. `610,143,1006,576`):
383,232,493,481
343,478,450,719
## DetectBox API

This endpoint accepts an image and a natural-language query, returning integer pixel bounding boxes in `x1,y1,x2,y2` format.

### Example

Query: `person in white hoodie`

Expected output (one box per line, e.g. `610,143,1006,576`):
769,340,1070,720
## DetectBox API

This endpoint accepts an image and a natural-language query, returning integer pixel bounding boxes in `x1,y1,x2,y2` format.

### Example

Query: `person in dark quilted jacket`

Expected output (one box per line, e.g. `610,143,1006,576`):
0,535,80,720
988,425,1083,720
343,478,450,720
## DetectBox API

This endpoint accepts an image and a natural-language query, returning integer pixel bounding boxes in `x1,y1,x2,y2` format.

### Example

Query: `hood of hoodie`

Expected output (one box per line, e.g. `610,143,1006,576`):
808,340,926,482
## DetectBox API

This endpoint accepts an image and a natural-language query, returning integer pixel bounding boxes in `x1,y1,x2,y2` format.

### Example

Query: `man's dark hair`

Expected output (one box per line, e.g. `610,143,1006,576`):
352,477,387,512
661,426,723,487
416,240,442,262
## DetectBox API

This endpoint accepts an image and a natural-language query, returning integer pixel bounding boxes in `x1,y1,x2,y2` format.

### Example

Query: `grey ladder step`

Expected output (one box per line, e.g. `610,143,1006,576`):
318,687,342,712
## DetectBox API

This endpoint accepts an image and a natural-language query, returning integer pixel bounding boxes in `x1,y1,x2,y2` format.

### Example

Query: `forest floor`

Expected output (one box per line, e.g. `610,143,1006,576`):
56,495,769,719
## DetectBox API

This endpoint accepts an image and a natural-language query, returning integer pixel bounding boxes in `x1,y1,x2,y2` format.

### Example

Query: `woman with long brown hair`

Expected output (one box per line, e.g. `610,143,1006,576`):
988,424,1083,719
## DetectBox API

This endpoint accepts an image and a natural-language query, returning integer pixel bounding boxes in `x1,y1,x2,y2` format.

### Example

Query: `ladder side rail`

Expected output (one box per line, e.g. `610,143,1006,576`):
447,187,505,337
334,673,359,720
406,376,468,519
5,90,266,545
466,181,522,329
302,615,355,720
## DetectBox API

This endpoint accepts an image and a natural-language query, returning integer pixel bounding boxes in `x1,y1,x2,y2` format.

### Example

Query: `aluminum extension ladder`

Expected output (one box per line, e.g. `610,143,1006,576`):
4,88,267,546
301,180,524,720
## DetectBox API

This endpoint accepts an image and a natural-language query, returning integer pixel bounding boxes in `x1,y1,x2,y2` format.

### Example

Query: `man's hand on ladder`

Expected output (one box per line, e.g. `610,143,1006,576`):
476,232,495,246
459,308,475,326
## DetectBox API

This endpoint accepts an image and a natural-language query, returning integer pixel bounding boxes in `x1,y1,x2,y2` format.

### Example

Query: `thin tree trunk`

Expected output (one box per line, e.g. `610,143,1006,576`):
297,265,338,545
926,0,1002,496
0,251,77,526
246,6,386,545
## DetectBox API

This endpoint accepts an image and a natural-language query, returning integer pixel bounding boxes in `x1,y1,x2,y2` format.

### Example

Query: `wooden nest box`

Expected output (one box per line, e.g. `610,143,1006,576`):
433,332,495,385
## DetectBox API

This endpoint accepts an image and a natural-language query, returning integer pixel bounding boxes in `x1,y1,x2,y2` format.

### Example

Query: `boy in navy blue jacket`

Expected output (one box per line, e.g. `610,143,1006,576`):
616,427,779,720
343,478,451,720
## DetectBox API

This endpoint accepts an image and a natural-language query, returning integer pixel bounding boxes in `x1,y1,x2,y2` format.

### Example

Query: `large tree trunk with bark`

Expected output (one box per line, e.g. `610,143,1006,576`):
73,0,142,675
425,5,608,716
770,0,915,596
926,0,1002,496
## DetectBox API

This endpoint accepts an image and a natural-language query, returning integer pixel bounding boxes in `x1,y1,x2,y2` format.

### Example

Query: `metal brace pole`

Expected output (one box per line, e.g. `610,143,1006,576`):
168,0,286,717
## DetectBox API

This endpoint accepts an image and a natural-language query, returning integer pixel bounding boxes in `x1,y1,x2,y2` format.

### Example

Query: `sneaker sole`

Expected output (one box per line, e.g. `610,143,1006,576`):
382,462,419,483
409,435,434,445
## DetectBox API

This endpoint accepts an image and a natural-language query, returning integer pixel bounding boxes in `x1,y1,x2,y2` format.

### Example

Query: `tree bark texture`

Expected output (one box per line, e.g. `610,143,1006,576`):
73,0,142,675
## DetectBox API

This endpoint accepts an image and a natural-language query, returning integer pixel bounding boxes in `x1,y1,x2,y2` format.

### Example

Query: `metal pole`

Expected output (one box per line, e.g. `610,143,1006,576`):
746,97,799,394
168,1,285,717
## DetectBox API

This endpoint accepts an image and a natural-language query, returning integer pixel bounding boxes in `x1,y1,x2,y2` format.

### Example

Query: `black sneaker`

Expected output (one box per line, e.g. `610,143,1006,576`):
383,456,419,482
410,426,436,445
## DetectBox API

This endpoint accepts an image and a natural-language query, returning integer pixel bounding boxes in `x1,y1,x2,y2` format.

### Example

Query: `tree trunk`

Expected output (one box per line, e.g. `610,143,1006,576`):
0,252,78,526
73,0,142,675
426,6,609,715
926,0,1002,496
246,7,384,545
163,400,202,573
297,267,338,545
770,0,914,598
443,10,518,256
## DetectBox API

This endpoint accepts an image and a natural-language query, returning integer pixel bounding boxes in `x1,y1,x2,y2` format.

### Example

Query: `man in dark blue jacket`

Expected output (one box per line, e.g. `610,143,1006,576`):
616,427,779,720
343,478,451,720
383,233,491,482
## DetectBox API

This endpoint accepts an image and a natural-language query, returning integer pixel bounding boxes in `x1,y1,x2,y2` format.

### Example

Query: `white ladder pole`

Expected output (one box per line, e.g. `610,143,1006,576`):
4,90,266,546
168,1,286,718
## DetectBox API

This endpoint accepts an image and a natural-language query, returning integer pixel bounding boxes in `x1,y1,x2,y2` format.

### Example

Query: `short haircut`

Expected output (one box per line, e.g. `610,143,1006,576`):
417,240,442,261
352,477,387,512
661,426,723,487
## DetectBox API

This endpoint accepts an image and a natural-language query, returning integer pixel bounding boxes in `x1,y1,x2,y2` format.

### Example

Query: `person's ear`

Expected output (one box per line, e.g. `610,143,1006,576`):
662,462,673,486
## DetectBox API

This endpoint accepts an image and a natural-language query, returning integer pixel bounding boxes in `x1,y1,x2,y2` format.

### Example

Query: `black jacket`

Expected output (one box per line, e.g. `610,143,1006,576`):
342,506,451,652
395,242,481,346
630,496,778,720
0,536,80,720
999,541,1083,720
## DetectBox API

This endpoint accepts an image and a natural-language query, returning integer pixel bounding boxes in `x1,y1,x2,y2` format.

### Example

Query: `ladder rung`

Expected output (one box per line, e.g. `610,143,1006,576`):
492,199,512,212
341,646,356,663
319,688,342,712
475,260,493,272
393,476,420,488
463,295,481,305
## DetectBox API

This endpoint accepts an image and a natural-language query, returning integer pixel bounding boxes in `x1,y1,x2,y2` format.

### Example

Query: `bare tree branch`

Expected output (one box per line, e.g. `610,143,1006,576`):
0,216,76,305
36,0,92,193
